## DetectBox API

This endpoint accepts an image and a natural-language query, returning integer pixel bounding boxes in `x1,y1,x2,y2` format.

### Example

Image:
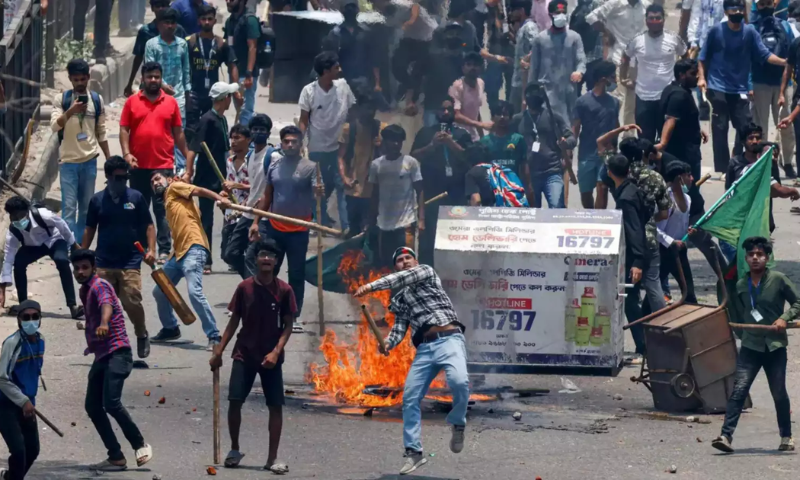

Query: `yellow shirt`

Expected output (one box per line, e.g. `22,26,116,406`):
164,182,209,260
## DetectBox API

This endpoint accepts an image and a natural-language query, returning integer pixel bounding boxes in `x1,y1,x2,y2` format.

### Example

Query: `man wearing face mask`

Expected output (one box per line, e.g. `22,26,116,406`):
321,0,380,90
185,5,238,143
698,0,787,174
621,4,687,143
82,156,156,359
527,0,586,122
411,97,472,264
0,197,82,319
573,60,620,209
0,300,45,480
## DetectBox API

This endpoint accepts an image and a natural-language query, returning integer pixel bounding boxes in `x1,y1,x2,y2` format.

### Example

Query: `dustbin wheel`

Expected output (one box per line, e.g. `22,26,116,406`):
670,373,696,399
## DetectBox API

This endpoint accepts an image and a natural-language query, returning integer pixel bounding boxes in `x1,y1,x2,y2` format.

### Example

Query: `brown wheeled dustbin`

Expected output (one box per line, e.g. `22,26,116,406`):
626,245,745,413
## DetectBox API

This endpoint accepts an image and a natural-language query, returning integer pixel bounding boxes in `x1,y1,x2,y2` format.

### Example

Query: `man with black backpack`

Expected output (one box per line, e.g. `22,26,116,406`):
752,0,796,176
51,59,110,245
225,0,269,127
0,196,83,319
186,5,238,142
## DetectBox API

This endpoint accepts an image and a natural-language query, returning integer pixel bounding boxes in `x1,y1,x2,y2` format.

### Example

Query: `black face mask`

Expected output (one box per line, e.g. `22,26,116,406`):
108,179,127,198
526,96,544,110
728,13,745,23
760,7,775,16
747,141,764,153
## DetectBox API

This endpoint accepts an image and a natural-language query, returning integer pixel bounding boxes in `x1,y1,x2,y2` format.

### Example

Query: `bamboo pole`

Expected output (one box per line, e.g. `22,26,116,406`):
201,142,239,205
225,204,343,237
213,368,220,465
316,163,325,336
35,408,63,437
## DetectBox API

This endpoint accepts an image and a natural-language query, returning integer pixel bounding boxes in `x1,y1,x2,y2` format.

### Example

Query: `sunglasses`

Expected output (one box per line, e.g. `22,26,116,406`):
20,313,40,321
257,251,277,259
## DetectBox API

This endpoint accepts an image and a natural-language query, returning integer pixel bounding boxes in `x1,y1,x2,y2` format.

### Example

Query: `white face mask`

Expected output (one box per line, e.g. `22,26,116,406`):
21,320,39,336
552,13,568,28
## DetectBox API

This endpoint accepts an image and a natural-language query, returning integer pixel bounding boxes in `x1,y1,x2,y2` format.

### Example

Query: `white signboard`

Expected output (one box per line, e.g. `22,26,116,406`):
435,206,626,370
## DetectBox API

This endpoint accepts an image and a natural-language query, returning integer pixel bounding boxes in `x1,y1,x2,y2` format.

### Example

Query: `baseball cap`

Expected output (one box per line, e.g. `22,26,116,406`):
17,299,41,314
209,82,240,100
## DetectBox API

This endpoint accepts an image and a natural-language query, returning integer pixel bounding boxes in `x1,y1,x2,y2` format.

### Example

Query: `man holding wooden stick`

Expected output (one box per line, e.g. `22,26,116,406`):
355,247,468,476
247,126,324,321
184,81,240,274
210,238,295,473
0,300,45,480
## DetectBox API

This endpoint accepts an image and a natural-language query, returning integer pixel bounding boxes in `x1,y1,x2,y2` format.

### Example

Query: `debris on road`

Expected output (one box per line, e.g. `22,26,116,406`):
76,322,84,330
559,377,581,394
158,397,166,404
667,465,677,474
613,394,623,401
144,391,151,396
636,412,712,424
696,437,703,443
512,412,522,421
153,475,163,480
206,466,217,475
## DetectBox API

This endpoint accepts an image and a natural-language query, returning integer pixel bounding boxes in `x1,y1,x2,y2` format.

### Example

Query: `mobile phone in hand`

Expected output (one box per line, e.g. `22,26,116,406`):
77,94,88,104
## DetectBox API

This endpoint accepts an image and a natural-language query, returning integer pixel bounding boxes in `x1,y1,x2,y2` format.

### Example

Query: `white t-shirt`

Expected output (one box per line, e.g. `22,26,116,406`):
656,188,691,247
298,79,356,153
243,145,269,219
625,31,687,101
368,155,422,231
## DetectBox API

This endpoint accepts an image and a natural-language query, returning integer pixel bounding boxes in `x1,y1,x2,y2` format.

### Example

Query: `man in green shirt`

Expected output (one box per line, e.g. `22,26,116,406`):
224,0,261,126
712,236,798,453
479,101,527,180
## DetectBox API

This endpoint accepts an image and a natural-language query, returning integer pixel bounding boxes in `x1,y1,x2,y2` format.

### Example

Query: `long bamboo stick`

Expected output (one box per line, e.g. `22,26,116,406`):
225,203,343,236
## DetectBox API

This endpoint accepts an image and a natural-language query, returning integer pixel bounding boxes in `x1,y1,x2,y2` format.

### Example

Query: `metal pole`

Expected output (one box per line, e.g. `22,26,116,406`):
45,0,54,88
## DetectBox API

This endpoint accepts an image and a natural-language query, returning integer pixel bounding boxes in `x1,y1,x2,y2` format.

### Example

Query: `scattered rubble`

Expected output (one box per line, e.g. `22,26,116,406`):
512,412,522,421
206,466,217,475
667,465,677,474
158,397,166,404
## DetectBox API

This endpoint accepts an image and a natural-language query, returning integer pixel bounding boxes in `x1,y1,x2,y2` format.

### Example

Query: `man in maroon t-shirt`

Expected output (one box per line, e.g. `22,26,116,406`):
209,238,295,473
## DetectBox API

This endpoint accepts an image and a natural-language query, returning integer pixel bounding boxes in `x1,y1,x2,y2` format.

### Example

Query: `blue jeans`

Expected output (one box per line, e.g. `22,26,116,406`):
153,245,219,339
308,150,348,230
239,80,258,127
403,333,469,453
483,61,512,107
245,220,310,314
530,172,565,208
174,111,187,171
60,157,98,244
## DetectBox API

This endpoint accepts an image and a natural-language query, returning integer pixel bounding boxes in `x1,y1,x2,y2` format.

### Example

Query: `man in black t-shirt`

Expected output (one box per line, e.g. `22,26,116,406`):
124,0,188,98
410,98,472,265
184,82,240,272
186,5,237,142
464,143,496,206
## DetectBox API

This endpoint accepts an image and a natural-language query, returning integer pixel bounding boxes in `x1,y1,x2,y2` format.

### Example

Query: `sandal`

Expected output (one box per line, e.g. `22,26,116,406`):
265,462,289,475
135,444,153,467
224,450,245,468
791,206,800,214
203,266,212,275
157,254,168,265
90,459,127,472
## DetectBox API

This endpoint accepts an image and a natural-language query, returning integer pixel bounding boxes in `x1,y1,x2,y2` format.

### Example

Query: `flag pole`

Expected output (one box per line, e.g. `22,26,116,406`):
681,147,773,241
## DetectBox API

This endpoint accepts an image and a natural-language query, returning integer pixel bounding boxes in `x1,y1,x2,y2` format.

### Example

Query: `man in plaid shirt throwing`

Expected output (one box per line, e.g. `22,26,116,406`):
355,247,468,476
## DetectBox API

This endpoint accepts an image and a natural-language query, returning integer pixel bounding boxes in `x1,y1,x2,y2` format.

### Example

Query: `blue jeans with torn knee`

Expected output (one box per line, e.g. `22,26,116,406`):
153,244,219,339
402,332,469,453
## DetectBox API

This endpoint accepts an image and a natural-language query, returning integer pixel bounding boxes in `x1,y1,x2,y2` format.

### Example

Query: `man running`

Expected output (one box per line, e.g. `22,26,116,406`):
355,247,468,475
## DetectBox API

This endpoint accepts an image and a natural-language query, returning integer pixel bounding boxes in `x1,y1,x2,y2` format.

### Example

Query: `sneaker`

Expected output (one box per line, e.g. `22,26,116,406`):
450,425,465,453
779,437,795,451
207,337,221,352
151,327,181,343
664,292,673,305
70,305,85,319
137,334,151,359
0,467,7,479
711,435,734,453
784,164,797,179
399,450,427,475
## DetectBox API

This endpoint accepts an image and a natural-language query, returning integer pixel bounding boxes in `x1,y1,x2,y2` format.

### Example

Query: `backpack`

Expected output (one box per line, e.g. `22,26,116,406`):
9,207,52,244
755,16,789,59
264,144,283,171
59,90,102,143
344,120,382,163
476,163,529,207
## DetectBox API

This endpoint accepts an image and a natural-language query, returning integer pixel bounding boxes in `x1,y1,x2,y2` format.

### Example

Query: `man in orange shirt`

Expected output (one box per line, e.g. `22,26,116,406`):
247,126,323,319
149,172,230,351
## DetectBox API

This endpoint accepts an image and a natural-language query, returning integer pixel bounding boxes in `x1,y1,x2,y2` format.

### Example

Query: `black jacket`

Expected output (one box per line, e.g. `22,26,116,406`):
613,179,650,271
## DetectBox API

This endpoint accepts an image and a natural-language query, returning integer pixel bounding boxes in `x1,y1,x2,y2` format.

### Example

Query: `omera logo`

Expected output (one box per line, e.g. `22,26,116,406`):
449,206,468,218
563,256,613,267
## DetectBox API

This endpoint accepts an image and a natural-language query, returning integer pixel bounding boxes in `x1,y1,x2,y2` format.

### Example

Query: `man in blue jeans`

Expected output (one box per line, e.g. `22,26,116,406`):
148,172,230,351
355,247,468,476
224,0,261,127
51,58,110,244
247,126,323,319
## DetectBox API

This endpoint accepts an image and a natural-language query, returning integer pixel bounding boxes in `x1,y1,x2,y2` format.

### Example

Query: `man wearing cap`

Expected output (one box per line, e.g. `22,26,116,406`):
355,247,468,476
185,81,240,274
0,300,45,480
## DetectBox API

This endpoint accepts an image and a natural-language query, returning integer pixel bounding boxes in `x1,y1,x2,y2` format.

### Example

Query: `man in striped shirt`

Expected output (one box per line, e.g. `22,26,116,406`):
355,247,468,475
71,249,153,472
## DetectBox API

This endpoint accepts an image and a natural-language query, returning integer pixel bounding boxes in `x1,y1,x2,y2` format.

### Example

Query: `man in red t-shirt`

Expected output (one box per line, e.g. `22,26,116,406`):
120,61,189,262
209,238,295,474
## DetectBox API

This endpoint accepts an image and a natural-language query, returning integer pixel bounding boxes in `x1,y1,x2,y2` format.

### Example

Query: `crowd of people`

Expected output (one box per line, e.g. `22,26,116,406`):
3,0,800,476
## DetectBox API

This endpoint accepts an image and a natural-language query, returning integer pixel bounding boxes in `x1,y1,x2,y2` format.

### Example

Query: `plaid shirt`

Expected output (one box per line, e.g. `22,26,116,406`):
225,153,250,223
80,275,130,360
367,265,462,350
144,36,192,110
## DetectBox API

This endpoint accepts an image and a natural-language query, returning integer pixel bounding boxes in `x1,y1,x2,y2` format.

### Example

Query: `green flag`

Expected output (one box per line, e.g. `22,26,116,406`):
690,148,774,278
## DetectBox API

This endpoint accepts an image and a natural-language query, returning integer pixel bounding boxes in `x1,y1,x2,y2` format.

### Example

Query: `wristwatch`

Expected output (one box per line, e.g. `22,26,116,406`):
245,70,253,77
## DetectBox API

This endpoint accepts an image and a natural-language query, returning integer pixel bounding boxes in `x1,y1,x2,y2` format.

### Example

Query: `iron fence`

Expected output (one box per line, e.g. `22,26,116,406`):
0,0,43,175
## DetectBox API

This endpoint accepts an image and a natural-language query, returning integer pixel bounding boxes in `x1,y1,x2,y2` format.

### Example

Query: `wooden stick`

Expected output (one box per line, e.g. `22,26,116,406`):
213,368,220,464
563,170,570,206
361,305,387,353
316,163,325,336
225,204,343,236
695,173,712,187
729,322,800,331
201,142,239,205
35,408,63,437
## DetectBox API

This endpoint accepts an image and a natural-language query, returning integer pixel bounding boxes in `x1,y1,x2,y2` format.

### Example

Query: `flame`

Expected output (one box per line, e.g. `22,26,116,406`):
307,250,446,406
427,394,496,403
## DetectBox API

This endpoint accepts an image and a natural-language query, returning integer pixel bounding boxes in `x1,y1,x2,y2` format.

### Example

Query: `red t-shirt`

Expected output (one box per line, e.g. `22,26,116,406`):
228,277,297,366
119,91,182,170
